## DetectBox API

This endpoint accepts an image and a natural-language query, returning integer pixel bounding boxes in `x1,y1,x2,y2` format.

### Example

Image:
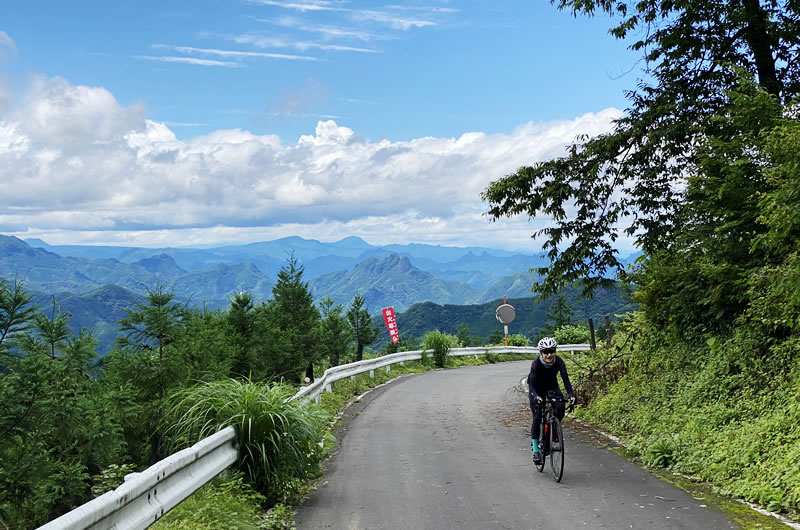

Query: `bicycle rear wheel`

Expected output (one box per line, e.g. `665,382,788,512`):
549,417,564,482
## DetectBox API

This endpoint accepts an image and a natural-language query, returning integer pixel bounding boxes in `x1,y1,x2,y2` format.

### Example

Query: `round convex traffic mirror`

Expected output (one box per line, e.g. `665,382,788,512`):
495,303,516,324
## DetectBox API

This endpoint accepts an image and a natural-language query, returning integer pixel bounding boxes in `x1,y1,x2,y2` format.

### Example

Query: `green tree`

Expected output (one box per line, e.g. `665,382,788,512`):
553,324,590,345
319,297,351,367
456,323,469,347
456,323,482,347
487,328,504,345
33,298,72,359
257,255,321,383
111,285,190,464
346,295,379,362
483,1,800,298
542,294,573,336
118,285,186,362
226,291,256,378
0,291,128,527
507,333,531,347
173,307,236,381
0,279,36,353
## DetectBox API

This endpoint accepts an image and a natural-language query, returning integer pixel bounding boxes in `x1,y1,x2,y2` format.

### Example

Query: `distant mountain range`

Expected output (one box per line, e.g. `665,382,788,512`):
2,234,635,354
12,234,548,307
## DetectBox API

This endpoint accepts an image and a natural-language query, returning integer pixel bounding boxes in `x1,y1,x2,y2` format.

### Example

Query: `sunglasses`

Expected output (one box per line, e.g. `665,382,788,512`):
541,348,556,355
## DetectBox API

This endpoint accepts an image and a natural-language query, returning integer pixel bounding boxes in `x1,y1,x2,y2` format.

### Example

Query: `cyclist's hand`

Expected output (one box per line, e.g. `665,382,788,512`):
568,395,576,407
534,395,543,405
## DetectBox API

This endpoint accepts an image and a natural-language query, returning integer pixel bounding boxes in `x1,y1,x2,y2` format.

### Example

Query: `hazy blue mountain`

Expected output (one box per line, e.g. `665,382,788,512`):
24,238,135,260
116,247,231,272
20,234,548,287
380,242,520,263
302,254,363,278
309,254,481,312
172,262,275,308
2,235,106,293
420,252,546,289
132,254,187,279
477,271,540,302
9,234,643,312
3,235,270,310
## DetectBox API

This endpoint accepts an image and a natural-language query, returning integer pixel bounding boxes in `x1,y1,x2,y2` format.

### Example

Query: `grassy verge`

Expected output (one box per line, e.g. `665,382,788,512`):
565,324,800,526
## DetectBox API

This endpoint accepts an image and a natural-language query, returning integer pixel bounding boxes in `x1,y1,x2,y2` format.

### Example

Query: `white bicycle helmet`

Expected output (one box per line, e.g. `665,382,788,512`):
538,337,557,351
538,337,557,366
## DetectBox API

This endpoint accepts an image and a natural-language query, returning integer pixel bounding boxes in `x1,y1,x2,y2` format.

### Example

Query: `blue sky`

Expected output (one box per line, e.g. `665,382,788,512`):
0,1,641,253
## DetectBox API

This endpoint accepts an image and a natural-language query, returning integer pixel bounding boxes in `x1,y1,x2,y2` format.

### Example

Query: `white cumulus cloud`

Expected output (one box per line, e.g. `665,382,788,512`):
0,75,627,251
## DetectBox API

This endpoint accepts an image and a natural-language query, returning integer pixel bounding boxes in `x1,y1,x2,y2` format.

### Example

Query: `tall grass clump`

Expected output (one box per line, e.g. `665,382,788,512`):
163,379,331,503
424,330,456,368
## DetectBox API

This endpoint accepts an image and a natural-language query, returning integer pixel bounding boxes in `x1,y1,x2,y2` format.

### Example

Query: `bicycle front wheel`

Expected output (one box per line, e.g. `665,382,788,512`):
549,417,564,482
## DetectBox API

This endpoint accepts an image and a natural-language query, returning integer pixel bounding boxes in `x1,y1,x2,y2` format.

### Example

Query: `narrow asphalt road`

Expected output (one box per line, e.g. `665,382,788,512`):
295,361,739,529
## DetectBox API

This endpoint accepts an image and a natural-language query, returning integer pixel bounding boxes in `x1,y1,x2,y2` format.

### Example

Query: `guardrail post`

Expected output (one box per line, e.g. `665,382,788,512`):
370,369,374,378
350,375,355,382
385,365,390,374
325,383,332,393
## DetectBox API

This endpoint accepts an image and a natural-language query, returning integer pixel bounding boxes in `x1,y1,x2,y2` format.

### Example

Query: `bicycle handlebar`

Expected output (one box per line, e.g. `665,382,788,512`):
532,394,575,412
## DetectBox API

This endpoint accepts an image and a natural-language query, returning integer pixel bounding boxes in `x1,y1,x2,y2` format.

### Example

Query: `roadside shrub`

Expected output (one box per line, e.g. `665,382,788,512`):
423,331,456,368
554,324,591,345
163,379,331,503
152,472,270,530
507,334,531,346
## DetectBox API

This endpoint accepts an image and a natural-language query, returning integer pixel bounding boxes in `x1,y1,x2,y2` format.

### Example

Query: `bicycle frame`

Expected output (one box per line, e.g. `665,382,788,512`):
534,394,569,482
538,397,563,455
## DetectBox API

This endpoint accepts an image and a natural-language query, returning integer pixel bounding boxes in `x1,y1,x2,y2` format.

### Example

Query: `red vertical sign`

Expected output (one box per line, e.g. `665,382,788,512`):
382,307,400,344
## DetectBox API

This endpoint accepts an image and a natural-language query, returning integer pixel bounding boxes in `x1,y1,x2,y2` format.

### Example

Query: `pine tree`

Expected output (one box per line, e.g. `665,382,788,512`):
258,254,321,383
346,295,378,362
319,297,351,367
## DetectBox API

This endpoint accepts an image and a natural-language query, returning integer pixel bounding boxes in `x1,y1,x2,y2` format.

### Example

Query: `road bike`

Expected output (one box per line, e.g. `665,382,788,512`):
534,392,572,482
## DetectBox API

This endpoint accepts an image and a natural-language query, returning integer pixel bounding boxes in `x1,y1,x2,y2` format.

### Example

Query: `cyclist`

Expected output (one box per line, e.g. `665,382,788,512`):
528,337,575,464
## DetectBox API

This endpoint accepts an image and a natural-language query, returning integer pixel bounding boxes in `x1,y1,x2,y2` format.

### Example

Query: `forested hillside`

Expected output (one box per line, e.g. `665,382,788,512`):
484,0,800,519
392,285,633,345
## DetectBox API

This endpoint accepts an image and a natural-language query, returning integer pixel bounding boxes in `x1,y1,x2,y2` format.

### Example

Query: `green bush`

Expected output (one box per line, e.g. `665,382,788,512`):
507,334,531,346
423,331,456,368
554,324,591,345
163,379,331,503
152,472,270,530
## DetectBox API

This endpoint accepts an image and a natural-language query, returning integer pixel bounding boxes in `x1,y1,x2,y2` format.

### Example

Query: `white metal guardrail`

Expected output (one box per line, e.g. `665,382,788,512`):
39,344,588,529
293,344,590,402
38,426,238,530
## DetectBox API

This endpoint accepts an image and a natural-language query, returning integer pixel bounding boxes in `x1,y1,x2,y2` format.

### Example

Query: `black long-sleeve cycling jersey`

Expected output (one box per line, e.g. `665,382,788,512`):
526,355,574,400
